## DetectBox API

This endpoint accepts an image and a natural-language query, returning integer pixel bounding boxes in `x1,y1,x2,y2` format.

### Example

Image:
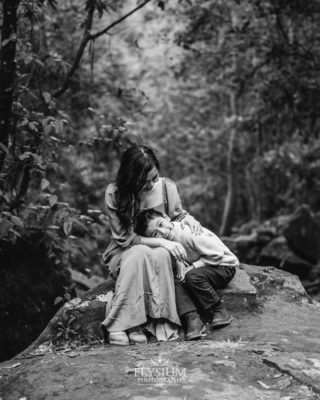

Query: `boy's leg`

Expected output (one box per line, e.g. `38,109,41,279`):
174,279,206,340
184,265,235,328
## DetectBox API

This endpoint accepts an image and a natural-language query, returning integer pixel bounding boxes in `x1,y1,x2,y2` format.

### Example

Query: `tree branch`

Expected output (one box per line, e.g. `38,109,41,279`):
53,0,152,98
89,0,152,41
53,5,95,98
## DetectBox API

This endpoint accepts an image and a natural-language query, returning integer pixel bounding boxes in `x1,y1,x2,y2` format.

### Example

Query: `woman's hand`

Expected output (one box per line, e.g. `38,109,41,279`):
160,239,187,261
181,214,202,235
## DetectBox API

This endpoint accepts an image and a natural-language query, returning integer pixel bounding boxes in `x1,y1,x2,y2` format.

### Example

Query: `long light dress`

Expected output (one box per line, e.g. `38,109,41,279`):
101,177,189,340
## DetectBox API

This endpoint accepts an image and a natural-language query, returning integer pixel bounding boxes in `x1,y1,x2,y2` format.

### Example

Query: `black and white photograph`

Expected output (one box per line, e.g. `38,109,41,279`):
1,0,320,399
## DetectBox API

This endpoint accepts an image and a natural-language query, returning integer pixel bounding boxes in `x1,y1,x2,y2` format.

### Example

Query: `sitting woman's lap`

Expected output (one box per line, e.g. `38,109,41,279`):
120,245,172,272
102,245,180,333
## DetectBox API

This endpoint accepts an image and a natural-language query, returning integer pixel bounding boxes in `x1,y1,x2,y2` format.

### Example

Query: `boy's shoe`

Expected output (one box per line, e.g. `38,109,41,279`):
128,326,148,344
109,331,129,346
210,303,233,328
183,311,206,341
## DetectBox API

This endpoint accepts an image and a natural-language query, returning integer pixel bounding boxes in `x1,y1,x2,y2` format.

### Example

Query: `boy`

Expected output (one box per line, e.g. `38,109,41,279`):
135,210,239,328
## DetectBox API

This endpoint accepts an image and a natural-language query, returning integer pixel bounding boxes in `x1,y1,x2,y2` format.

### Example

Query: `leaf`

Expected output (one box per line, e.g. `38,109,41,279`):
43,92,51,104
11,216,24,229
48,225,60,230
257,380,270,389
4,362,22,369
49,195,58,207
54,296,64,305
1,39,10,47
63,219,73,236
1,34,17,47
0,143,9,154
28,122,38,132
24,56,34,65
64,293,71,301
54,120,64,134
10,229,21,238
41,178,50,190
0,220,12,237
19,152,31,161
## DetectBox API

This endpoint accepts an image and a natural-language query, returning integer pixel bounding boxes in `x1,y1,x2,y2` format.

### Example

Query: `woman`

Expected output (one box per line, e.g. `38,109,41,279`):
101,144,204,345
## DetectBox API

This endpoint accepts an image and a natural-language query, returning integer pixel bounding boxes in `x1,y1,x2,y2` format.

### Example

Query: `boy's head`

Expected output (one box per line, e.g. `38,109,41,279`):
135,210,174,240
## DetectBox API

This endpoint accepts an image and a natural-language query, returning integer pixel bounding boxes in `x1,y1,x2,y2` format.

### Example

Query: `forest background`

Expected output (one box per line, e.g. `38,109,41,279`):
1,0,320,362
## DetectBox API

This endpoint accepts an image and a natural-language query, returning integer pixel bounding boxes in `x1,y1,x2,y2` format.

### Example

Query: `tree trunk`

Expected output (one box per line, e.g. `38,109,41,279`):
0,0,19,170
219,95,237,237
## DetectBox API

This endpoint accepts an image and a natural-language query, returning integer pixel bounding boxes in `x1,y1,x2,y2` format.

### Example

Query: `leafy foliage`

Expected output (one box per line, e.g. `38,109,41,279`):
0,0,149,361
123,0,320,228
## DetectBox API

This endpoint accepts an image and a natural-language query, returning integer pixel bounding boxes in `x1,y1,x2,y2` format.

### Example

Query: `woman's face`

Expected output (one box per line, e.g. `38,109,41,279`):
141,166,159,193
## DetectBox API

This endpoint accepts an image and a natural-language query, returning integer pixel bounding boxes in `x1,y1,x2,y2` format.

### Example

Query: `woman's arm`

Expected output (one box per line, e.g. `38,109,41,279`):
140,236,187,261
164,178,202,234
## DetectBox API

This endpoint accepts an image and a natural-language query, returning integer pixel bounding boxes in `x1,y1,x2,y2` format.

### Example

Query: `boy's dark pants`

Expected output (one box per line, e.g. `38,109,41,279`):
174,280,198,317
181,265,236,318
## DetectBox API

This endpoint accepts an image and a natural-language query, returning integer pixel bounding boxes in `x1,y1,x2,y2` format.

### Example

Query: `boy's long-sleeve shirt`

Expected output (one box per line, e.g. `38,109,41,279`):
171,222,239,269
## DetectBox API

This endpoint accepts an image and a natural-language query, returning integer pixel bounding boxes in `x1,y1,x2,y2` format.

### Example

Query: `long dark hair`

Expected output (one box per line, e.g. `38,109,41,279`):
115,144,160,228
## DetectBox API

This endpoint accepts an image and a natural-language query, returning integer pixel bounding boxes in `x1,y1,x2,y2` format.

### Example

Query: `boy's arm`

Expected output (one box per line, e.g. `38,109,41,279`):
191,234,226,268
191,232,239,268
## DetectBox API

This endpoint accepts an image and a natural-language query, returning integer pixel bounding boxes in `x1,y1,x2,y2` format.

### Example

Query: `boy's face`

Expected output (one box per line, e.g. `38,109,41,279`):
145,216,174,240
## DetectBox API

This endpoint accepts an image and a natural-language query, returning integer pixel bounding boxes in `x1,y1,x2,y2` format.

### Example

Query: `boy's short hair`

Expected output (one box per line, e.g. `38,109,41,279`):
135,210,163,236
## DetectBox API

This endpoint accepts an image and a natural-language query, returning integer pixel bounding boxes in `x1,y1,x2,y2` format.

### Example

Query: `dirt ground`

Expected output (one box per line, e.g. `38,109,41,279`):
1,266,320,400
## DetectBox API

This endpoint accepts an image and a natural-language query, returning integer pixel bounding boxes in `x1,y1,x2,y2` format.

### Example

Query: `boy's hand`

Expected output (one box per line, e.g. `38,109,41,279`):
176,260,186,281
176,260,192,282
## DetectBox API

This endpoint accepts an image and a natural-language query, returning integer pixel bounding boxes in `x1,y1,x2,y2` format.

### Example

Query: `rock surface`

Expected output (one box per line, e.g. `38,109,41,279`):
218,266,257,311
283,205,320,265
1,264,320,400
225,206,320,297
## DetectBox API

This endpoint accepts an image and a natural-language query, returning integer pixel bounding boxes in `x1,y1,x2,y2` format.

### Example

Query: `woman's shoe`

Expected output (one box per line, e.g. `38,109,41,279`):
128,326,148,344
109,331,129,346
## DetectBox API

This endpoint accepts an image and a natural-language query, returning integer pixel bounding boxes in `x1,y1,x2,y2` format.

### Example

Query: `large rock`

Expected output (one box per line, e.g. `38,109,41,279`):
19,267,258,356
258,236,314,279
16,263,309,358
1,264,320,400
283,205,320,265
18,278,115,357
